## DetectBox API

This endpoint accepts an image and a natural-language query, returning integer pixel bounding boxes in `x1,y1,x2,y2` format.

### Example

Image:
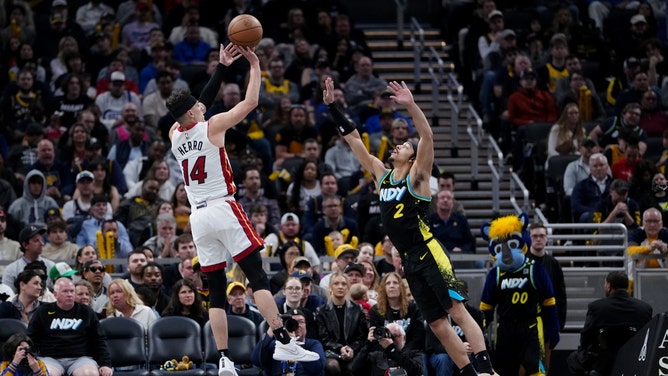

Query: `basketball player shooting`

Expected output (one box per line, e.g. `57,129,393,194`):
167,45,319,376
322,77,497,376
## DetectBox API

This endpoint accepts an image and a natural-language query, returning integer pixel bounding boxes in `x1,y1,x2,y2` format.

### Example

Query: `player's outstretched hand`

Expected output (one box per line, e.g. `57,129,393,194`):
235,45,259,65
387,80,414,106
323,76,335,105
220,43,242,66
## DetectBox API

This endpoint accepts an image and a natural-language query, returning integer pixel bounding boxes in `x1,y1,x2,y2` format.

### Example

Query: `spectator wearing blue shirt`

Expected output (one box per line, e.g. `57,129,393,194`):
428,189,478,269
76,195,132,257
172,23,211,65
252,308,326,376
571,153,613,223
429,189,475,255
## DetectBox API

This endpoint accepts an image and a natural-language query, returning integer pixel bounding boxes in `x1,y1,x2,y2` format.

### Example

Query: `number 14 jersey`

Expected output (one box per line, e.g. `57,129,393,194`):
171,121,236,205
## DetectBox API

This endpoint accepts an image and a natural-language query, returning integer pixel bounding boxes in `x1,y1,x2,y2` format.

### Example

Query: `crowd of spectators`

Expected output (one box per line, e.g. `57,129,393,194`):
446,1,668,236
0,0,479,375
0,0,665,374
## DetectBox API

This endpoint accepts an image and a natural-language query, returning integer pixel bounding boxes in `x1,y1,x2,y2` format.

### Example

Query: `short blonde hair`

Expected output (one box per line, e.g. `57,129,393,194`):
106,278,143,315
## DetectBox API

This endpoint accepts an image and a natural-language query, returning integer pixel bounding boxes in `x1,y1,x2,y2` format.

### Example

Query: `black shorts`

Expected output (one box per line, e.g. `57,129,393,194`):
402,238,468,323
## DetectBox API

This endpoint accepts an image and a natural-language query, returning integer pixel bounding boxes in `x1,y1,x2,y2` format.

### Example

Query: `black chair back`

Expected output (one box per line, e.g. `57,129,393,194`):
203,317,262,376
148,317,205,376
100,317,149,376
0,319,27,350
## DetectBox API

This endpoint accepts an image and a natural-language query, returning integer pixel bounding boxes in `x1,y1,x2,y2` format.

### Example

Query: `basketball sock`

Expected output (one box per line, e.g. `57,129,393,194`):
474,350,493,373
273,327,291,345
459,363,478,376
219,349,229,358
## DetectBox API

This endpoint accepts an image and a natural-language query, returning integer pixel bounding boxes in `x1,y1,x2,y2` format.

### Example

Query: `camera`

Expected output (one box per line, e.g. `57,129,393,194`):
279,314,299,332
24,347,36,356
373,327,393,340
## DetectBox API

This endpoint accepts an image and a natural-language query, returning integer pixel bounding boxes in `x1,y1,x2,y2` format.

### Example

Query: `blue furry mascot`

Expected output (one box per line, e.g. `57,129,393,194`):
479,213,560,376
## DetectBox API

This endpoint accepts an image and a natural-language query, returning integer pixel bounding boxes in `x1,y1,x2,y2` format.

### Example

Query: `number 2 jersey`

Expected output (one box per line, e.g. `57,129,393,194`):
378,169,434,263
171,121,236,205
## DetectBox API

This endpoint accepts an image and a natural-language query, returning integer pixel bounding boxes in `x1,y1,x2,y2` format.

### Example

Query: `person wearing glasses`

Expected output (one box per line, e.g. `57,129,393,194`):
589,102,648,156
80,259,109,315
627,207,668,268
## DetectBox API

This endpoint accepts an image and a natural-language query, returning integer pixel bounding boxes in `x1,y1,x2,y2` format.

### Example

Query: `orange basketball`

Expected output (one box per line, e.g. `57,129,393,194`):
227,14,263,48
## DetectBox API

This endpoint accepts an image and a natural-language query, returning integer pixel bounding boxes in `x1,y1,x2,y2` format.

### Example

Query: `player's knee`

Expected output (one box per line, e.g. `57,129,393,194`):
237,250,270,292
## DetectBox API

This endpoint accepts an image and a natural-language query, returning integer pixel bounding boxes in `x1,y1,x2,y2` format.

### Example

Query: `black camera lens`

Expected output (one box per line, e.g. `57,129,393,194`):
373,327,392,340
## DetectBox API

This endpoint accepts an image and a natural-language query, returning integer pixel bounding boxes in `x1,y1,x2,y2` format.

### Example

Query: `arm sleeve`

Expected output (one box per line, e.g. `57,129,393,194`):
328,101,358,135
198,63,226,108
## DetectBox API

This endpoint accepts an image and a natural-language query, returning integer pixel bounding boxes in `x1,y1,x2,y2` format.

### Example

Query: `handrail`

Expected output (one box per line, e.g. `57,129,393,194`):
509,171,530,213
394,0,407,49
409,17,424,93
487,137,501,213
466,104,482,190
532,207,551,235
445,71,462,157
427,46,444,128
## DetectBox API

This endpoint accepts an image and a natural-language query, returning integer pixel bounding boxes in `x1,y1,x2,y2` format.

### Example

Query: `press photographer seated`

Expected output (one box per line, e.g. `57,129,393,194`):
350,322,424,376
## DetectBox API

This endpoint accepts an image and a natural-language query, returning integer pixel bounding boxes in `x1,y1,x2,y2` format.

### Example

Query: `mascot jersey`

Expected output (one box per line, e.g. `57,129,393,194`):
378,169,433,263
480,258,556,322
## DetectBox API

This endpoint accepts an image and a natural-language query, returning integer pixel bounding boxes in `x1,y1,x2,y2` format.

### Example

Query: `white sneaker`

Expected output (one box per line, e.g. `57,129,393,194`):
218,356,238,376
273,338,320,361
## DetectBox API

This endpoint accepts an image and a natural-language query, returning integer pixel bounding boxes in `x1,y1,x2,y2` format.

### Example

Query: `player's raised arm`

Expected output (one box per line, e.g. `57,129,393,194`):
323,77,387,182
388,80,434,174
209,45,260,133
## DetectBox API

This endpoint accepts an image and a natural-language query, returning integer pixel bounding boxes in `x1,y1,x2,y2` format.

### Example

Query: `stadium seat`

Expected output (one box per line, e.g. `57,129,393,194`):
148,317,206,376
0,319,27,350
203,317,262,376
100,317,149,376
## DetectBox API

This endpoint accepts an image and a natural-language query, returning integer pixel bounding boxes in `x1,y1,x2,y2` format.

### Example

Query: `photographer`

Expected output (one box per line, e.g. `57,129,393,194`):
251,308,325,375
0,333,49,376
350,323,423,376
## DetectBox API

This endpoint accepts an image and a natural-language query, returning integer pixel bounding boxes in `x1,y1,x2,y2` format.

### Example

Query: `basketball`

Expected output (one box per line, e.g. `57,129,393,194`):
227,14,263,48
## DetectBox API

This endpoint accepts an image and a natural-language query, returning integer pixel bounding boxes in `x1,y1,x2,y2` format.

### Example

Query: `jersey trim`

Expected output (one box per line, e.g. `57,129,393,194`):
386,170,432,201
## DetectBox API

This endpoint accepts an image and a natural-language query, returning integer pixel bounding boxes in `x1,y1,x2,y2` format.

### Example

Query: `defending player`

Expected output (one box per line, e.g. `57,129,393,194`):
167,44,319,376
322,77,496,376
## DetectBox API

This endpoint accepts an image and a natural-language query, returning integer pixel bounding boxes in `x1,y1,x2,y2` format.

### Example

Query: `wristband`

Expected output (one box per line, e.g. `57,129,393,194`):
328,101,356,135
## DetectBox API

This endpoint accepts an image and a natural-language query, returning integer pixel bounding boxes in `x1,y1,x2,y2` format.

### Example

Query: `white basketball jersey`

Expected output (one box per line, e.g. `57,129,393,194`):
171,121,236,204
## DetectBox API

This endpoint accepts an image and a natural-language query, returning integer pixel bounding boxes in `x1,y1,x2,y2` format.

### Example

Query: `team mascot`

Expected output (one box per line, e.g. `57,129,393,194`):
479,212,560,376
